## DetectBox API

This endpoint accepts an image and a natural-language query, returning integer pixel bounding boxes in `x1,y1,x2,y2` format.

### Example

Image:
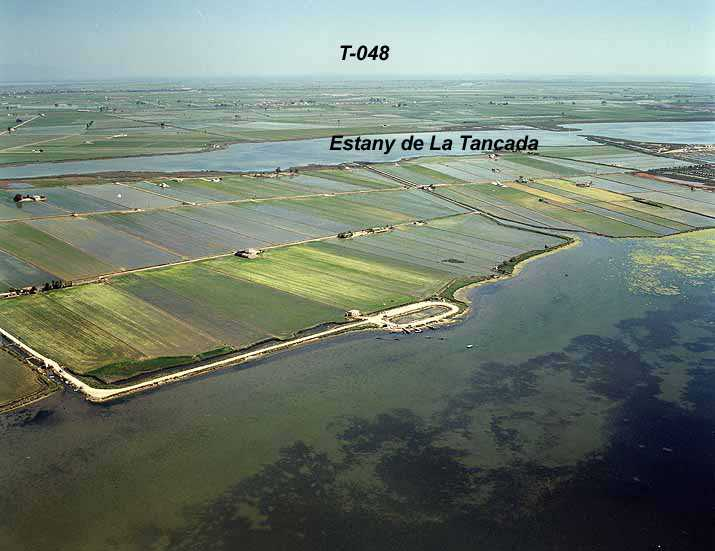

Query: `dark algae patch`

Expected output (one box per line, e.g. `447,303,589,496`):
167,293,715,550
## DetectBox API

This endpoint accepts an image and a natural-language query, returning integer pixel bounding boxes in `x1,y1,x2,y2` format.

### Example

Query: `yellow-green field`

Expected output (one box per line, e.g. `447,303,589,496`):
206,242,452,311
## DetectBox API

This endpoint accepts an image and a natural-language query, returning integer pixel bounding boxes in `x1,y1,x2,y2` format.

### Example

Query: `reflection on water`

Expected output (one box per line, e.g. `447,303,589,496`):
0,234,713,550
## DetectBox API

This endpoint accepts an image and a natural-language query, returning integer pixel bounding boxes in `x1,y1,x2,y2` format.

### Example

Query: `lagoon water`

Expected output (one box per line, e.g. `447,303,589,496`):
563,120,715,144
1,121,713,179
1,234,713,550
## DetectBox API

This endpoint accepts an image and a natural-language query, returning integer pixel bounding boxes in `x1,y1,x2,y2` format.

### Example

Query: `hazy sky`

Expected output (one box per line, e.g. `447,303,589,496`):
2,0,714,81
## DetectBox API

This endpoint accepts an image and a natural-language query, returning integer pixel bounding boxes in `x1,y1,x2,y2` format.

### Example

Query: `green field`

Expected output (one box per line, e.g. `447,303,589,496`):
206,242,452,311
500,155,589,177
115,262,346,346
0,116,712,388
0,242,437,381
434,173,713,237
0,348,46,408
0,212,557,384
0,284,220,377
0,223,113,281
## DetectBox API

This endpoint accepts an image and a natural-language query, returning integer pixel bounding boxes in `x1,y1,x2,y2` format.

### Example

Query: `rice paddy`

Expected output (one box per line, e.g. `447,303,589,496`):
0,283,220,377
0,222,114,280
0,348,46,409
206,242,451,311
0,207,567,383
0,149,709,289
0,138,711,388
395,154,714,237
0,250,56,293
0,169,464,284
333,215,562,276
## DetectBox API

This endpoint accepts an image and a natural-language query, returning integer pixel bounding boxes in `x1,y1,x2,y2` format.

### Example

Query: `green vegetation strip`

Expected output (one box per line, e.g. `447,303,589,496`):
86,346,235,384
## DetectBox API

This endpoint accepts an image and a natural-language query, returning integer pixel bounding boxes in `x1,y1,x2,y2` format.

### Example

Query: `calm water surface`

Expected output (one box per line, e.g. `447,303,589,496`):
0,234,713,550
564,120,715,144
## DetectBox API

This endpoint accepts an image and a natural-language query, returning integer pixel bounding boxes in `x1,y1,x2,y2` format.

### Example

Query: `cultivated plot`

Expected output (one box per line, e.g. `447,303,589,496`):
434,174,714,237
0,223,114,280
0,348,45,408
0,249,57,292
0,283,221,378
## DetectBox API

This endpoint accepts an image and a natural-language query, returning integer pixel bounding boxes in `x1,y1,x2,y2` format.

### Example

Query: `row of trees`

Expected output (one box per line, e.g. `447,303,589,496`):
9,280,71,296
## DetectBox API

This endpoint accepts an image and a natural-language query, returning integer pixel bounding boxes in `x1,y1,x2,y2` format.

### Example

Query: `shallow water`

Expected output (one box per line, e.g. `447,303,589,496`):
0,233,713,550
1,121,712,179
564,120,715,144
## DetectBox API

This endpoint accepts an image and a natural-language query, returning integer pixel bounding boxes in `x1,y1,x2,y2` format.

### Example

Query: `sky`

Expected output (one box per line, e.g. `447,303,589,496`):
1,0,714,82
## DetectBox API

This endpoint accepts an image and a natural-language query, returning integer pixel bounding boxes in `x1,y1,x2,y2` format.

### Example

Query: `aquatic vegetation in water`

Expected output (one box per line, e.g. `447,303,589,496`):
626,229,715,296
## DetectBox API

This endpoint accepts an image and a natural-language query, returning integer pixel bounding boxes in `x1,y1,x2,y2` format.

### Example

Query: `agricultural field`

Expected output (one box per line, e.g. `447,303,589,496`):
436,179,709,237
398,144,700,182
0,143,712,295
0,250,56,293
535,145,694,170
0,169,463,288
0,283,222,381
205,241,452,311
114,263,345,351
333,214,563,276
381,151,714,237
0,210,565,383
0,132,711,388
0,348,46,409
0,222,114,280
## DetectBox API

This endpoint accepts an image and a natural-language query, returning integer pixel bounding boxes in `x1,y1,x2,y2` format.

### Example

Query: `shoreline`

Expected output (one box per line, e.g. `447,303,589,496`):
452,236,582,304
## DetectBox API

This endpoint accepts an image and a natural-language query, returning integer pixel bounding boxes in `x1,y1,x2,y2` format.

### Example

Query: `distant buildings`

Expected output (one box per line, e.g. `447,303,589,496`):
13,194,47,203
